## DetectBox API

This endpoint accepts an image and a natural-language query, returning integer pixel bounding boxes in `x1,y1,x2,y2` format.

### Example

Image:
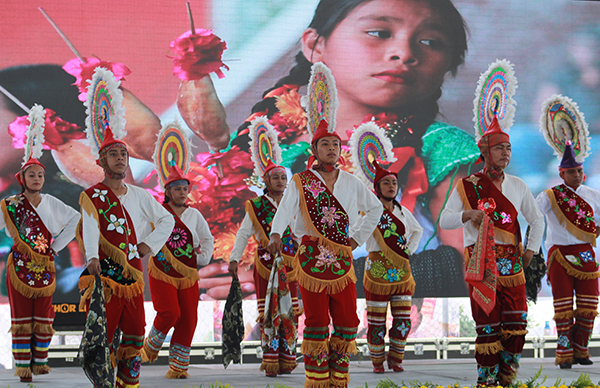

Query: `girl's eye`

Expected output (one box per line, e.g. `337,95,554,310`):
420,39,445,50
367,30,391,39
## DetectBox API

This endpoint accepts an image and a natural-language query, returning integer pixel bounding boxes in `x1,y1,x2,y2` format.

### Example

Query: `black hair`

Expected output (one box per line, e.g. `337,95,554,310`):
375,178,402,209
232,0,468,162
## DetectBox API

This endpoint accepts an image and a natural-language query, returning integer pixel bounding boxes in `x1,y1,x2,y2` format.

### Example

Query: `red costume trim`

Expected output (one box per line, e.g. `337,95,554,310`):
546,184,597,246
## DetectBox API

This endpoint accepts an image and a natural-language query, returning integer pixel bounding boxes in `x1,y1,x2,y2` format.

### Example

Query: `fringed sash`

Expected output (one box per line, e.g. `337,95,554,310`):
293,171,355,293
1,194,55,298
77,183,143,303
364,208,414,295
548,244,599,280
546,185,597,246
465,215,497,315
246,196,296,281
148,204,199,290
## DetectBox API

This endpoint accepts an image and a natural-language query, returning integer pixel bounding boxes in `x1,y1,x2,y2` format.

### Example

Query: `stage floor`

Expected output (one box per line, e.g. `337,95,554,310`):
1,357,598,387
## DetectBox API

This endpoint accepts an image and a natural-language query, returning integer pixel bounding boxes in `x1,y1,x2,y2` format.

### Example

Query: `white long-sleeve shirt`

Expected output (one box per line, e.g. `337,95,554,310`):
366,204,423,255
439,174,544,252
178,206,214,266
230,195,279,263
81,184,174,262
271,169,383,246
536,184,600,251
1,194,80,253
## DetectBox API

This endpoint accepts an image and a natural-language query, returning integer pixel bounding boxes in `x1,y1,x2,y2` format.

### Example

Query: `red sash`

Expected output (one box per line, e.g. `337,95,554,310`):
148,204,200,289
546,184,597,246
548,244,599,280
1,194,55,298
78,183,143,301
364,207,415,295
245,196,296,281
293,170,355,294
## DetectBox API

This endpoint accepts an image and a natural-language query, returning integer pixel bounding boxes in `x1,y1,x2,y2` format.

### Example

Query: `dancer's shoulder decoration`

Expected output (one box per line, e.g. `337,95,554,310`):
247,115,283,180
84,67,126,157
539,94,590,165
348,121,396,186
302,62,338,137
473,59,518,142
153,122,193,190
23,104,46,167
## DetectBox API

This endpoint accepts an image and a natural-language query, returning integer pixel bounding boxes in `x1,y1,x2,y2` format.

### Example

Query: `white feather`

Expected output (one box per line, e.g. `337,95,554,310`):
23,103,46,165
539,94,590,162
305,62,338,137
84,67,127,157
152,121,194,189
247,115,282,179
348,121,396,186
472,59,518,142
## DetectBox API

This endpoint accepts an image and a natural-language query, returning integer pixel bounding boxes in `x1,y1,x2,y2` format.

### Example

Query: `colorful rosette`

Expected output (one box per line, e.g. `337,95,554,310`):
473,59,518,142
248,116,282,179
302,62,338,137
170,29,229,80
153,121,193,189
84,67,126,157
23,104,46,165
348,121,396,186
539,94,590,162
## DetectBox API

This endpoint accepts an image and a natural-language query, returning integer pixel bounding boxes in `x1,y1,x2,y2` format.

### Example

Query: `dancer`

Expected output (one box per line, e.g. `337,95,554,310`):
536,95,599,369
142,123,214,378
229,117,299,377
1,105,79,383
362,161,423,373
268,117,382,388
78,68,174,388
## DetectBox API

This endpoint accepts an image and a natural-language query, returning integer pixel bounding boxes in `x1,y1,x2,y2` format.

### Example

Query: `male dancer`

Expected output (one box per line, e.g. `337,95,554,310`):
79,127,174,388
536,142,599,369
268,120,382,388
440,117,544,386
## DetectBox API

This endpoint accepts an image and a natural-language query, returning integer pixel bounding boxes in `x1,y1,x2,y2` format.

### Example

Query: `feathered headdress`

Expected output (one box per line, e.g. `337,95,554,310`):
247,116,284,182
473,59,518,143
302,62,338,138
16,104,47,184
84,67,127,158
348,121,396,186
539,94,590,169
153,121,193,189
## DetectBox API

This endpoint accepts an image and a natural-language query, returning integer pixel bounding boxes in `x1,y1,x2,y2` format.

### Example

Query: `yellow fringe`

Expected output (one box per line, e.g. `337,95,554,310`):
259,360,280,374
117,345,141,361
33,322,55,335
497,271,526,287
305,381,332,388
165,369,189,379
148,252,197,290
372,230,410,270
555,354,573,366
254,251,298,283
9,323,32,335
279,358,297,371
330,377,351,388
32,364,51,375
551,249,600,280
546,189,596,247
475,340,503,355
7,254,55,299
501,328,529,338
574,349,590,359
1,201,56,270
574,308,599,318
295,255,357,294
79,275,144,308
553,311,574,321
363,253,415,296
293,175,353,259
141,342,158,363
14,367,32,379
330,336,357,355
301,338,329,356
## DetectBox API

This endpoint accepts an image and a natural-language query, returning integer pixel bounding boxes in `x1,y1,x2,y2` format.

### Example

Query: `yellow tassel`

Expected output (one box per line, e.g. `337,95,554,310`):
117,345,141,361
497,272,526,287
330,336,357,355
9,322,33,335
165,369,189,379
301,338,329,356
574,308,599,318
31,364,51,375
555,354,573,366
79,275,144,304
141,341,158,363
14,367,32,379
546,189,596,246
501,328,528,338
295,258,357,294
148,255,197,290
551,249,600,280
475,340,503,355
32,322,55,335
304,380,331,388
574,349,590,359
279,358,297,371
259,360,280,374
6,254,55,299
553,310,574,321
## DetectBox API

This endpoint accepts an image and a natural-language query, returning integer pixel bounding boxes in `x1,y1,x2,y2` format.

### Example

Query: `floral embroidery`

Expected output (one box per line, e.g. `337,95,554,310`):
312,351,328,366
107,214,126,234
260,252,272,262
557,335,570,348
365,257,372,271
128,243,139,260
568,198,577,207
305,179,325,199
32,234,49,253
320,206,340,228
477,197,497,215
576,208,586,219
167,227,188,249
579,250,594,263
483,325,492,334
29,280,35,286
500,212,512,224
379,213,393,229
26,261,45,274
465,175,480,185
7,195,23,207
17,259,24,266
43,280,49,285
315,245,340,270
565,254,583,267
369,260,386,278
521,312,528,321
497,257,513,275
396,321,410,337
128,356,142,378
269,338,279,351
91,188,109,202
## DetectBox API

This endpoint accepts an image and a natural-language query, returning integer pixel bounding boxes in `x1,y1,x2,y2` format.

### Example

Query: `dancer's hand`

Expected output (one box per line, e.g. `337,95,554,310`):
228,260,238,278
350,238,358,250
87,258,101,276
137,243,151,257
463,210,485,227
523,249,534,268
268,234,283,256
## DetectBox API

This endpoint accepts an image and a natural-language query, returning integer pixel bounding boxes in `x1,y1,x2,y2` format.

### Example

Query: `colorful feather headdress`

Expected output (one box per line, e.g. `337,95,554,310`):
22,104,46,167
153,121,193,189
348,121,396,186
302,61,338,138
247,115,283,182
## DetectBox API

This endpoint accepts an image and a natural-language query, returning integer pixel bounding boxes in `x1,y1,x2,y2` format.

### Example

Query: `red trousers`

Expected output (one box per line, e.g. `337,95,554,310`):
470,283,527,386
365,289,412,367
253,266,299,374
300,284,359,388
7,273,54,377
548,249,599,364
145,276,199,378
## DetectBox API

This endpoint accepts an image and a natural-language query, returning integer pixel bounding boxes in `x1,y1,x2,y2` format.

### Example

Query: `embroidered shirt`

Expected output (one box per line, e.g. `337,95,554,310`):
536,184,600,251
366,204,423,255
271,168,382,246
81,184,174,262
0,193,79,253
439,173,544,252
